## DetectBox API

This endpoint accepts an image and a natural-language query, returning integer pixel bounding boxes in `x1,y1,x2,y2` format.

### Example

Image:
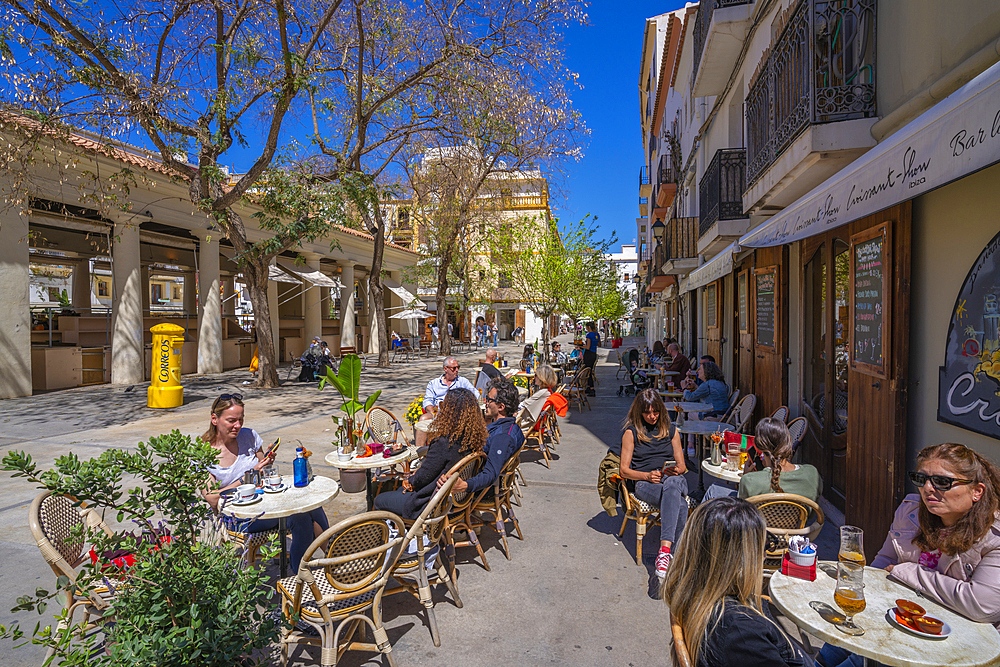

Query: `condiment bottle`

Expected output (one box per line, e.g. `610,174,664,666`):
293,448,309,487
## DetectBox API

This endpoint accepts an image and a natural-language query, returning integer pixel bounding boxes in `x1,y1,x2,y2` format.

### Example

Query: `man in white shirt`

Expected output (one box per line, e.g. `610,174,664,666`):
431,324,440,350
415,357,477,447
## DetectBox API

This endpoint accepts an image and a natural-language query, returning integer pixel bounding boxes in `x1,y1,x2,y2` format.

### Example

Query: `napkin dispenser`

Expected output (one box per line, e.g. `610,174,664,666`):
780,552,816,581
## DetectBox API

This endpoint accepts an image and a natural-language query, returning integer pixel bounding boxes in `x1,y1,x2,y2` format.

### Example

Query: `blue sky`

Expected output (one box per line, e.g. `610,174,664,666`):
554,2,687,253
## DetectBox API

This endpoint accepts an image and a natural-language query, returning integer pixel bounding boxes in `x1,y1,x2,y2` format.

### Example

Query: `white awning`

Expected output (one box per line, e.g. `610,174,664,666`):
267,264,299,284
277,262,343,289
685,242,738,291
741,60,1000,248
383,278,427,308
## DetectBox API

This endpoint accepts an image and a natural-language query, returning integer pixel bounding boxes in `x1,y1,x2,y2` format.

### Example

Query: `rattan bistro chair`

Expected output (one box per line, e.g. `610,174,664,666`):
746,493,825,572
277,511,405,667
787,416,808,452
770,405,789,423
469,446,525,561
442,452,489,577
671,615,693,667
384,464,467,647
617,478,661,566
563,366,592,412
29,492,116,661
522,405,557,468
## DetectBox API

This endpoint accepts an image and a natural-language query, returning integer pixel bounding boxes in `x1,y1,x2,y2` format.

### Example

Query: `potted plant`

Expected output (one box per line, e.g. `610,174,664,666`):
0,431,280,666
319,354,381,492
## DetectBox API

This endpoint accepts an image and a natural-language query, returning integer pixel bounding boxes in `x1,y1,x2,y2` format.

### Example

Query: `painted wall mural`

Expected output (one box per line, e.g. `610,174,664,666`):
939,229,1000,439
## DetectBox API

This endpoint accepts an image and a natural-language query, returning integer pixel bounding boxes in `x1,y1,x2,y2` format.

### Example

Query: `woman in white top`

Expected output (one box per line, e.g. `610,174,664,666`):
201,394,329,572
516,365,559,429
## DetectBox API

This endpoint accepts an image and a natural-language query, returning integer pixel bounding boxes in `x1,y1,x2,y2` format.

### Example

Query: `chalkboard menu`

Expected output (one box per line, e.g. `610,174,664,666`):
755,266,778,350
738,271,749,333
850,222,891,377
705,284,717,328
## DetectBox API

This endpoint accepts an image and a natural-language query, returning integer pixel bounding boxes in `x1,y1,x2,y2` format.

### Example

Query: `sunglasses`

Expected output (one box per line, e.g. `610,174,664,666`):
219,393,244,402
445,365,460,370
908,471,975,491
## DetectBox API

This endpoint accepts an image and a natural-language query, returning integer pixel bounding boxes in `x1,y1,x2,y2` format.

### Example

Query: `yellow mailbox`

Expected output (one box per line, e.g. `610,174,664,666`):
148,323,185,408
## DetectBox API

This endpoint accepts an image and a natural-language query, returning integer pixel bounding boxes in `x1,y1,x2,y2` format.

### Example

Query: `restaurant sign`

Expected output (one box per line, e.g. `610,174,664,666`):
938,230,1000,440
741,60,1000,248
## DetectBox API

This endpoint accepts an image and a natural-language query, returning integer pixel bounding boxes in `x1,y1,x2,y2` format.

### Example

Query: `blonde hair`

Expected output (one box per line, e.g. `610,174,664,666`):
201,394,244,444
534,364,558,390
662,497,782,666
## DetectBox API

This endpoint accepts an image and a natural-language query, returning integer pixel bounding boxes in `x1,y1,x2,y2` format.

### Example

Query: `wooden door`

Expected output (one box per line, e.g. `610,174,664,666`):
515,309,525,333
753,246,788,420
844,203,910,560
705,280,722,363
734,265,755,402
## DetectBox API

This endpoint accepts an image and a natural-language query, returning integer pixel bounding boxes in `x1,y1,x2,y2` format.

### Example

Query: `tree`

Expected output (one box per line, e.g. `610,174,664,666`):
0,0,349,387
487,214,615,358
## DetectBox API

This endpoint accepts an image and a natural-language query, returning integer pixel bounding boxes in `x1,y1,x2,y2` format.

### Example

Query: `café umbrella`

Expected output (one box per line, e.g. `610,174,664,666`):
389,307,434,337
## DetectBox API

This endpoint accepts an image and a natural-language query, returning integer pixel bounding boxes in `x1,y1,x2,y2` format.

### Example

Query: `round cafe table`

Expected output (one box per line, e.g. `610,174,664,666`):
325,446,419,511
701,459,742,484
670,401,714,413
221,475,340,578
769,563,1000,667
676,420,732,492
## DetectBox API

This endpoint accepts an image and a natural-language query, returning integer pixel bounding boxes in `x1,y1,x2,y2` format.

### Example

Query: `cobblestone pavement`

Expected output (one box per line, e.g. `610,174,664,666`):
0,336,839,665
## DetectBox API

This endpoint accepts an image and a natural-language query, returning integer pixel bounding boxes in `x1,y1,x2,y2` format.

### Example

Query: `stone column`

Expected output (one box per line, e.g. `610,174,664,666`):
267,258,280,360
72,259,92,310
183,272,197,316
110,220,145,385
197,237,223,374
0,205,32,398
304,254,322,342
339,261,355,352
222,277,236,317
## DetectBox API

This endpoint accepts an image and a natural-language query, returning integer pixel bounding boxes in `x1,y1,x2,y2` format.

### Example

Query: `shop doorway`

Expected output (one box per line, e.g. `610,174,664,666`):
705,280,723,364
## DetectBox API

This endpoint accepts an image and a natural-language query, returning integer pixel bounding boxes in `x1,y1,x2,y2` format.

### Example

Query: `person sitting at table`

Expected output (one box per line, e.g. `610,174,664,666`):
390,331,402,348
515,364,559,429
818,442,1000,667
521,343,536,363
437,377,525,497
374,389,486,520
551,341,568,366
702,418,822,506
662,497,806,667
479,348,503,380
649,340,667,365
682,360,730,419
619,388,688,581
200,393,329,573
664,343,691,383
415,356,477,448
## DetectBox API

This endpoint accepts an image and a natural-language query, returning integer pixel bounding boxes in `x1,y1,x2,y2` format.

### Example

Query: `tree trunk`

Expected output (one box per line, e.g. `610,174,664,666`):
540,311,551,364
366,211,390,367
244,260,280,388
436,258,451,357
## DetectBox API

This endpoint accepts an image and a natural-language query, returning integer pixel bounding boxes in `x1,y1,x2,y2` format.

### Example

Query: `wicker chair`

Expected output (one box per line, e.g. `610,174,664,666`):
671,615,693,667
276,511,405,667
522,405,557,468
384,463,466,647
746,493,825,572
442,452,489,577
729,394,757,433
469,446,525,561
225,524,279,567
617,478,661,566
29,492,116,661
770,405,789,423
563,366,591,412
787,416,807,451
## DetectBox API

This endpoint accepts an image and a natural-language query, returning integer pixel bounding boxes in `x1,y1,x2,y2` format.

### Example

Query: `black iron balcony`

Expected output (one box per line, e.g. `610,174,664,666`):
658,154,677,185
665,217,698,260
639,166,650,187
699,148,746,238
746,0,876,185
692,0,752,77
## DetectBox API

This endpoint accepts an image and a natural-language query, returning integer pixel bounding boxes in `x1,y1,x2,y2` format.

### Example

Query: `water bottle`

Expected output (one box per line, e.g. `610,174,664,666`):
293,448,309,487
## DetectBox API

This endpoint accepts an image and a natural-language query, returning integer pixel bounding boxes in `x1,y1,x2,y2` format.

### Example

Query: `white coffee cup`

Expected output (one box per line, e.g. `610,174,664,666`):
266,475,282,489
235,483,256,502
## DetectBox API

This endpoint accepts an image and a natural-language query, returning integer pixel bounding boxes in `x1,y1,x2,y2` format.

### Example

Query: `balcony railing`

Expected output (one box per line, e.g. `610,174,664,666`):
500,194,549,210
699,148,747,237
692,0,753,77
639,166,650,187
746,0,876,185
665,217,698,260
658,154,677,185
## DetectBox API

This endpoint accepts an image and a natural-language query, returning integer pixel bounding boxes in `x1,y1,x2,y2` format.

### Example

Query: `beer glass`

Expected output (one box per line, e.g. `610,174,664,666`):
834,560,866,636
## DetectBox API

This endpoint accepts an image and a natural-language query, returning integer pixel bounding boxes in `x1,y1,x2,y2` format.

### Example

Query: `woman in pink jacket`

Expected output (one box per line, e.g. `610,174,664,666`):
821,442,1000,667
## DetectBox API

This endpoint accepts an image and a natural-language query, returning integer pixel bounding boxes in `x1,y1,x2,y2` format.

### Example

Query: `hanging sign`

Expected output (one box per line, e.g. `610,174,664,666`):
755,266,778,351
938,229,1000,440
849,222,891,377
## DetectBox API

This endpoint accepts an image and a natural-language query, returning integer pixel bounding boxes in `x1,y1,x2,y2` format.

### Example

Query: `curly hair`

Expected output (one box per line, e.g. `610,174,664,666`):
426,388,486,454
701,360,726,383
913,443,1000,555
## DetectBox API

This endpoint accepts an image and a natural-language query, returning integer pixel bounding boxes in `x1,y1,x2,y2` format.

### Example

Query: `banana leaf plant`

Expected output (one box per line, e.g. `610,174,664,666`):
319,354,381,452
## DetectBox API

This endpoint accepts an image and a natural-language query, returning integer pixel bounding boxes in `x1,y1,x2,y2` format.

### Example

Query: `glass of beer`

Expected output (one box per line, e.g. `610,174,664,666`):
833,560,866,636
839,526,865,566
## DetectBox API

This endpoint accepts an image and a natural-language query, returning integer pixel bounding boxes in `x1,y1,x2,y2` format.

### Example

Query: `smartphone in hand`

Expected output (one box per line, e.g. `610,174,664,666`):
662,460,677,475
265,438,280,457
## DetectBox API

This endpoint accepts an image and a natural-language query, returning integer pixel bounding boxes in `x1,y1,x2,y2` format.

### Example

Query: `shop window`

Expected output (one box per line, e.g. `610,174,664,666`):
47,287,61,302
498,271,512,289
172,284,182,301
97,280,109,297
151,283,163,304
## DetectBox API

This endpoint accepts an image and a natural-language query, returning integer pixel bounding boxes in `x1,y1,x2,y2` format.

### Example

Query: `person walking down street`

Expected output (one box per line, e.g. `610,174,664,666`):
492,323,499,347
582,321,600,396
431,323,440,350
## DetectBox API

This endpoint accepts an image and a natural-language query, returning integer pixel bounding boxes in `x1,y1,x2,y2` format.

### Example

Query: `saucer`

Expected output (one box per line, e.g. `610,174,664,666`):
230,494,262,506
885,608,951,640
263,482,290,493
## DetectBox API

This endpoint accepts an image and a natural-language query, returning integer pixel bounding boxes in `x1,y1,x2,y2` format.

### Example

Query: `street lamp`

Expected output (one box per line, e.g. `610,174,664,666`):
651,217,665,242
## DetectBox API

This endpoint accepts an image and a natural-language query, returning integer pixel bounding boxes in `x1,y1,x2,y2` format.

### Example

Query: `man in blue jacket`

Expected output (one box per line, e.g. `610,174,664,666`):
437,376,524,494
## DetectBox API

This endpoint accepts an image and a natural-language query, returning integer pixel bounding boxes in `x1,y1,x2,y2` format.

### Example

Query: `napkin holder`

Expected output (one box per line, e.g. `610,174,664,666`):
780,552,816,581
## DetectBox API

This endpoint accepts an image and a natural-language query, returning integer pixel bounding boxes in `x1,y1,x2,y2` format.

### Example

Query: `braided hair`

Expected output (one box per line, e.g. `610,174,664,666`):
754,418,794,493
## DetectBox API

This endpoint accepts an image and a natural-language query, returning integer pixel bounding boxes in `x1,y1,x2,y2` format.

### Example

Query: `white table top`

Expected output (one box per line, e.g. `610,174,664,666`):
658,391,685,399
324,446,418,470
701,459,742,483
671,401,714,412
769,563,1000,667
676,421,733,435
222,475,340,520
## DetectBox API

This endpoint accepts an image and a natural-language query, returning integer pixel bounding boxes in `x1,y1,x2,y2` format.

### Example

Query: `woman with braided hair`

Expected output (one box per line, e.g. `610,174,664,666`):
702,417,822,503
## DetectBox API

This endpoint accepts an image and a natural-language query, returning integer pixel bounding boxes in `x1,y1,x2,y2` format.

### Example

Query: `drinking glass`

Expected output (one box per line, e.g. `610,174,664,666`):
833,560,866,635
726,441,742,472
839,526,865,566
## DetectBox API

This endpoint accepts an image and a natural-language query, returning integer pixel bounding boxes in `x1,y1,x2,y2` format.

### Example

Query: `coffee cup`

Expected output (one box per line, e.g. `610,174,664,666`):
266,475,282,490
235,483,256,502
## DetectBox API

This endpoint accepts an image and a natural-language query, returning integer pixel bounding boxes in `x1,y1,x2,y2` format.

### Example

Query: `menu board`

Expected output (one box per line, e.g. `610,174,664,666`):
755,266,777,350
705,284,717,328
850,222,891,376
738,271,749,333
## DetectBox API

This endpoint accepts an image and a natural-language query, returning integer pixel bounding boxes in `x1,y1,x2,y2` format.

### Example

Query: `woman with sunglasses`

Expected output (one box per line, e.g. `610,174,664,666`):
820,443,1000,667
201,393,329,572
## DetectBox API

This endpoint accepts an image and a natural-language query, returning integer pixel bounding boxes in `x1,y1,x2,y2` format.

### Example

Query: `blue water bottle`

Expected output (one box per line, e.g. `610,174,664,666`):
293,448,309,487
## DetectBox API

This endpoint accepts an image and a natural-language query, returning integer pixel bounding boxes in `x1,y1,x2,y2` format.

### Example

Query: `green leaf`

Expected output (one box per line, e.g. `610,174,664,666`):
342,399,364,416
337,355,362,401
362,390,381,413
